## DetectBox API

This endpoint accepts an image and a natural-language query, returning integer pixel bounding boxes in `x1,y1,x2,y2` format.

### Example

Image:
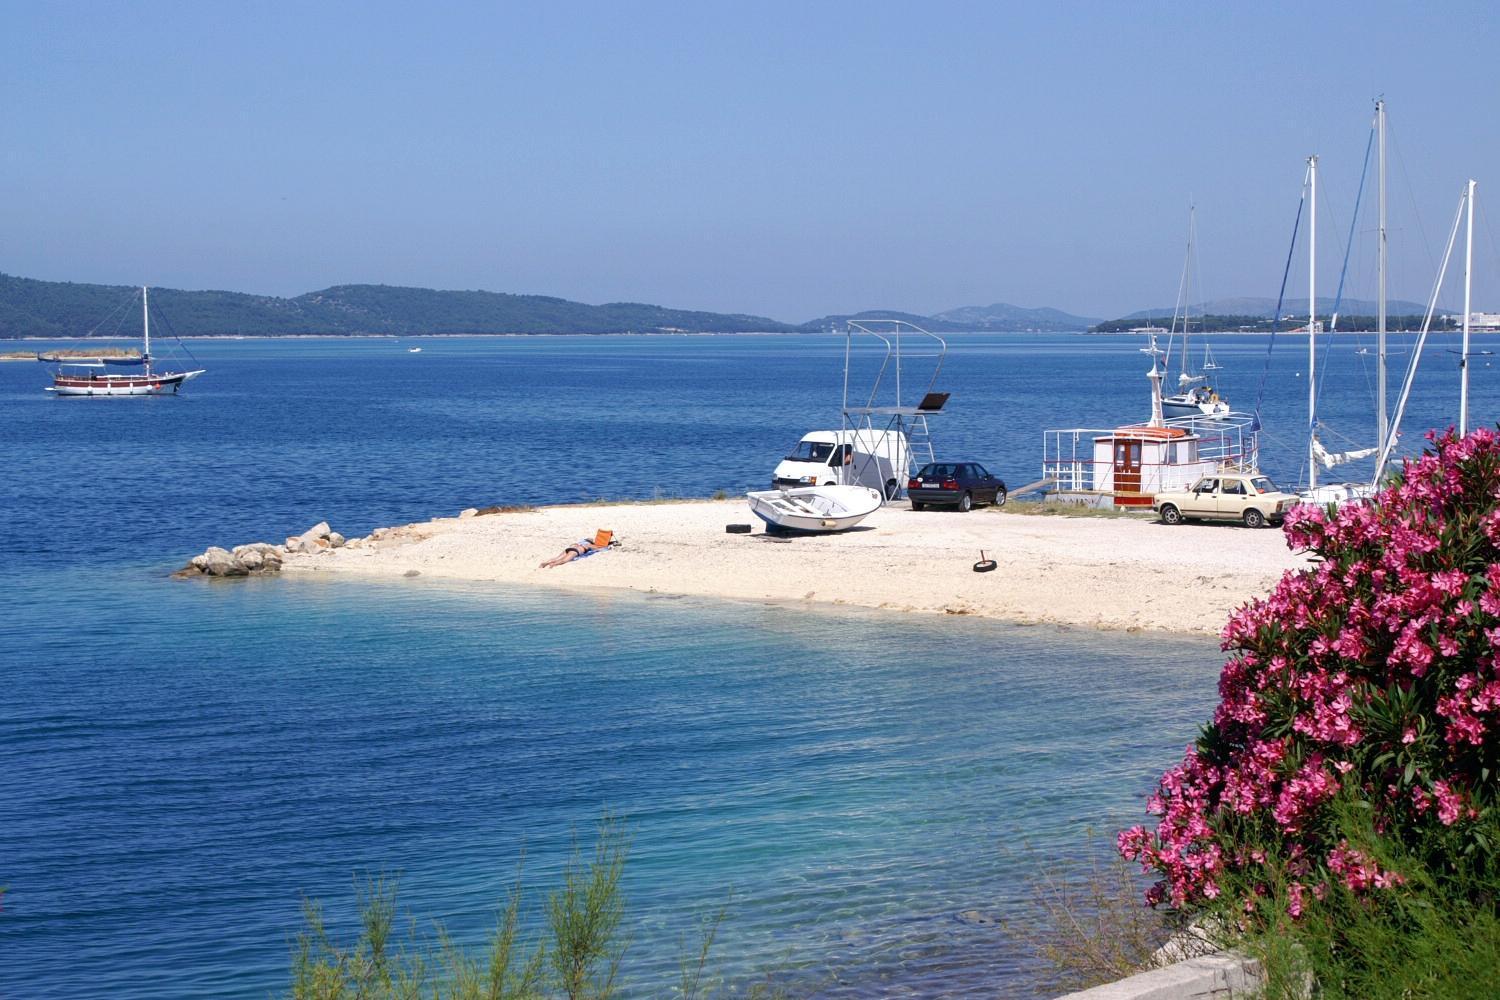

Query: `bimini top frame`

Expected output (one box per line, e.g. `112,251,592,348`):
840,320,949,499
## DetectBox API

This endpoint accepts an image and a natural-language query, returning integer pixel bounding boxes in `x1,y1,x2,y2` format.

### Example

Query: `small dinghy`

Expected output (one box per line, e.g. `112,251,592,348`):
745,485,883,534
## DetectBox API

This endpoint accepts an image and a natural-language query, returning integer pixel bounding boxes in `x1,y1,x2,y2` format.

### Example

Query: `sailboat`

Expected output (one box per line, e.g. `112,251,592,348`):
1159,208,1230,420
43,287,205,396
1300,103,1399,504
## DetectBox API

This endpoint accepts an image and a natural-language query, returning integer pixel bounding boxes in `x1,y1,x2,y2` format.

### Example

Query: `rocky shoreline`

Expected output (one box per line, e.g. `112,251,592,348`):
175,510,495,578
177,520,349,578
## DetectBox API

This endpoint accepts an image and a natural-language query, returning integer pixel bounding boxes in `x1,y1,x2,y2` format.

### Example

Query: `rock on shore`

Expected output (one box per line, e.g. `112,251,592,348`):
177,522,345,578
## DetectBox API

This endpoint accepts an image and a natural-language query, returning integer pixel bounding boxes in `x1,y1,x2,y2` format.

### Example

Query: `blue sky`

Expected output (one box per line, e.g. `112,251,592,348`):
2,1,1496,320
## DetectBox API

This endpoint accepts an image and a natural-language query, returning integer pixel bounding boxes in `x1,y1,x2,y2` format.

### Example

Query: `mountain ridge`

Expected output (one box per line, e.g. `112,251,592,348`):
0,272,1103,337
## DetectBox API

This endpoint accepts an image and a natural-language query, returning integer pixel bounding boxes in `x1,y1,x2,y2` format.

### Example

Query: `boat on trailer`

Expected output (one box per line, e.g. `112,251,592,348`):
44,287,205,396
746,485,884,534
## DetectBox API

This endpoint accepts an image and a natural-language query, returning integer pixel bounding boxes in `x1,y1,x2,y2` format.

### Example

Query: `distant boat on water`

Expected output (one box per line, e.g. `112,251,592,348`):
408,346,423,353
43,287,205,396
1159,208,1230,420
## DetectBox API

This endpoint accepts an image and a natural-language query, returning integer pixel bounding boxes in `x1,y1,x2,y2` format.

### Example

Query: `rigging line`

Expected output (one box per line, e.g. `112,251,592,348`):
1318,125,1376,420
152,305,201,366
1166,208,1194,373
1479,196,1500,287
84,288,136,339
1253,177,1308,426
1328,127,1374,330
1388,120,1438,277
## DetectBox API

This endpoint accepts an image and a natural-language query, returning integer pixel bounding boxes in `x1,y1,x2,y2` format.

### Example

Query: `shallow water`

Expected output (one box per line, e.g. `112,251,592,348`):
2,569,1217,998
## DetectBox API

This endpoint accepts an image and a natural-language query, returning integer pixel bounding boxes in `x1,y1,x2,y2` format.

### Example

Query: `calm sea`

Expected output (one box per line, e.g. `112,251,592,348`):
0,332,1489,997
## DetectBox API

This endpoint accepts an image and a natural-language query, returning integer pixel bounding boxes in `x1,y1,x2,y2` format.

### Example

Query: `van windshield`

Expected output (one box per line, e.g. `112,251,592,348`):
786,441,834,463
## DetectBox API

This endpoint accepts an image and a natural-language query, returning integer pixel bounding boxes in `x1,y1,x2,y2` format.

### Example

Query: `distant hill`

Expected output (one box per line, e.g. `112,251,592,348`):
0,273,797,338
1118,297,1444,321
800,302,1097,333
930,302,1100,330
1,271,1101,338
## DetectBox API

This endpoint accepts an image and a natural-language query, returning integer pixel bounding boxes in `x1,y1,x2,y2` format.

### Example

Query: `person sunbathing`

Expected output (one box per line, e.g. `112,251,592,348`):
539,530,617,568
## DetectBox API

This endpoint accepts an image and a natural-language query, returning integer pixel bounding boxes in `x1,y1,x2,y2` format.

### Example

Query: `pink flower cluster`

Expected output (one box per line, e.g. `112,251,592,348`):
1121,428,1500,915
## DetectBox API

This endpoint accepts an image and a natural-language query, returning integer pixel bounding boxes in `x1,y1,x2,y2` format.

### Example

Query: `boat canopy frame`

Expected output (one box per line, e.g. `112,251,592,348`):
840,320,948,501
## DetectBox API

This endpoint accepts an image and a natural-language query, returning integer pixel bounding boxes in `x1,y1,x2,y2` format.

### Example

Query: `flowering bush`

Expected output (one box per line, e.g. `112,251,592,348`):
1120,428,1500,915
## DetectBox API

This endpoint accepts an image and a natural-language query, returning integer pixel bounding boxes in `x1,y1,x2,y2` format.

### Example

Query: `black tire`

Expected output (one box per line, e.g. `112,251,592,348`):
884,478,899,500
1160,504,1184,526
725,524,752,534
973,559,998,573
1243,508,1267,529
958,492,973,513
993,486,1007,508
911,501,926,511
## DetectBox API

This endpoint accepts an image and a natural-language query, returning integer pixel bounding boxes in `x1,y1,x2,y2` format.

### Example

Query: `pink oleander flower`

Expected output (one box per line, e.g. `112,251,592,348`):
1122,428,1500,914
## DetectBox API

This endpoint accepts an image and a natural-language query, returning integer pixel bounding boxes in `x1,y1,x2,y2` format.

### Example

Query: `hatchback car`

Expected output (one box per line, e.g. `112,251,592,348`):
1152,472,1298,528
907,462,1007,512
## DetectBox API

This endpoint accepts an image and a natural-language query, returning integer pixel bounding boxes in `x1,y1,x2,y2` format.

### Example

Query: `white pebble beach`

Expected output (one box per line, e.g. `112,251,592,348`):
282,500,1312,636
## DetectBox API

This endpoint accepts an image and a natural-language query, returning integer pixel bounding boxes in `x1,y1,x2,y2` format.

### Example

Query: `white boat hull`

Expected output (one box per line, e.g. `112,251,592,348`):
745,485,883,533
1161,396,1230,420
48,369,205,396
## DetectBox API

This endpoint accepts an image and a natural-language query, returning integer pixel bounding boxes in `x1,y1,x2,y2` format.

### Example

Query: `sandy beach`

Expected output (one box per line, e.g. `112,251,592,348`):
280,500,1312,636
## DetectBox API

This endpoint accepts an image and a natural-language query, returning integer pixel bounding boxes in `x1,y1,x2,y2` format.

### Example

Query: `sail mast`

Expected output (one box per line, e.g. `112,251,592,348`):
1183,206,1193,382
1461,180,1476,435
1377,100,1388,456
142,285,151,375
1308,156,1318,493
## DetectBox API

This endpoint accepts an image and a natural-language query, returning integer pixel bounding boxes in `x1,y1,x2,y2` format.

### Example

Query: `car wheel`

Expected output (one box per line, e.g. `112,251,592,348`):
993,486,1007,508
958,492,973,513
1160,504,1183,525
911,501,926,511
884,478,899,500
1243,508,1267,529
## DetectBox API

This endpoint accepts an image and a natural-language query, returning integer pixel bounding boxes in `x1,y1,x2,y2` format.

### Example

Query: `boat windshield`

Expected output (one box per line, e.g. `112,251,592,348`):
786,441,834,463
1250,476,1278,494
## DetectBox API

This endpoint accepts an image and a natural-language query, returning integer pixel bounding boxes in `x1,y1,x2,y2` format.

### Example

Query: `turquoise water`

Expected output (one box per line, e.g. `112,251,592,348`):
2,331,1486,996
3,569,1217,997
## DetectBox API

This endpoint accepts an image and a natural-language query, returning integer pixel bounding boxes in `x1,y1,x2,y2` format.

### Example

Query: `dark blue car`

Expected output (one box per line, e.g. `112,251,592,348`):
906,462,1007,512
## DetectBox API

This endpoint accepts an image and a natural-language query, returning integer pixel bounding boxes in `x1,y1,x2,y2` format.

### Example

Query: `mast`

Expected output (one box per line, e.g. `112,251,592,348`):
1183,205,1194,384
1377,99,1388,456
1308,156,1318,492
1461,179,1476,435
142,285,152,375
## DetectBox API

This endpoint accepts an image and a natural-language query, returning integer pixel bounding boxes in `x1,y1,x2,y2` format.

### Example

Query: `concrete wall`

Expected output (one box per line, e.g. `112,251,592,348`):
1055,951,1263,1000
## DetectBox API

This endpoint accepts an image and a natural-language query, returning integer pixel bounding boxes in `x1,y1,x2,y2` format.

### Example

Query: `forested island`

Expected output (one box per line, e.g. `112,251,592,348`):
1089,314,1450,333
0,273,1098,337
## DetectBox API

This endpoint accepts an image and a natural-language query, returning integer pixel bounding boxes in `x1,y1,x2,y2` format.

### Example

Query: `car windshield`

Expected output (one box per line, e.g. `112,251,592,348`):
786,441,834,462
918,464,958,479
1251,476,1278,494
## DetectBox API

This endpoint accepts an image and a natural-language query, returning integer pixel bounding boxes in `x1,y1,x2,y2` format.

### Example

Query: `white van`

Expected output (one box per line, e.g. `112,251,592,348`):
771,429,911,499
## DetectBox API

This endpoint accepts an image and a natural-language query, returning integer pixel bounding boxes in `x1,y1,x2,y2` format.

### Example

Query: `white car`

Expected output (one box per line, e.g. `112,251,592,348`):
1153,473,1298,528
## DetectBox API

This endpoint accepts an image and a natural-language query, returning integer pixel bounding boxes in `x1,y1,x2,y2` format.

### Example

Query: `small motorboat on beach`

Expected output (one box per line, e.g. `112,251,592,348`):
745,485,883,534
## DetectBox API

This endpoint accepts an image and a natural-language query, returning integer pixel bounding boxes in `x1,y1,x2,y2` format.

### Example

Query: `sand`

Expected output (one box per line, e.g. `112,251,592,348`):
280,500,1312,636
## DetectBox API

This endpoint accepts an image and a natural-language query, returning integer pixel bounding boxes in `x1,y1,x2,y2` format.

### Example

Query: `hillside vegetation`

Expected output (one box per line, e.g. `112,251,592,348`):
0,273,795,338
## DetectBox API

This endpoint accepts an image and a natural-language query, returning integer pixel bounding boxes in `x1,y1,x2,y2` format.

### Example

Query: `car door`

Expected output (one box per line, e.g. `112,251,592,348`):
971,463,999,503
1183,477,1218,517
1217,478,1247,518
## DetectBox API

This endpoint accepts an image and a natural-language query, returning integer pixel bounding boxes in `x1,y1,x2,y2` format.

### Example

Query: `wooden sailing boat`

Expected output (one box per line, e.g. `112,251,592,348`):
44,287,206,396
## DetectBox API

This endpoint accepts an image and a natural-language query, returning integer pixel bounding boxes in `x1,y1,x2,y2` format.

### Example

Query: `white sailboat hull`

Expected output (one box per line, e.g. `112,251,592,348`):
48,369,205,396
1160,395,1230,419
745,486,883,533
